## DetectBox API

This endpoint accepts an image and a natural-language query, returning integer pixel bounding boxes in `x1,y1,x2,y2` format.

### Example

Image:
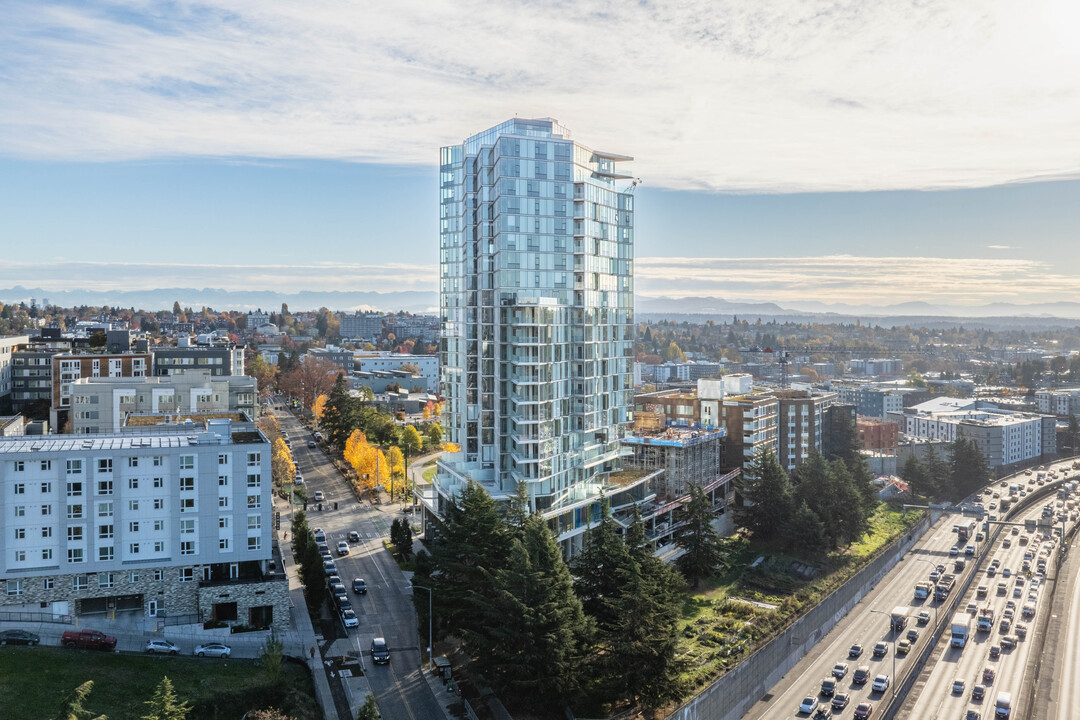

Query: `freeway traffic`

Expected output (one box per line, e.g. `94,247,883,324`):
744,459,1078,720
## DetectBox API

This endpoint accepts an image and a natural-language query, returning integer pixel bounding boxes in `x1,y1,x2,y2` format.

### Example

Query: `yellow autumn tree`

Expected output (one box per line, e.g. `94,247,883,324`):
344,430,368,477
271,437,296,487
312,394,328,422
387,446,406,500
356,446,389,492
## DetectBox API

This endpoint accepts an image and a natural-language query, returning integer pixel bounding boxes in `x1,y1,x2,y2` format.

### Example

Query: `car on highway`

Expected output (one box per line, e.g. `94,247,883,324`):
853,666,871,685
1002,568,1011,577
849,644,863,658
873,641,888,657
987,566,997,577
966,544,976,555
917,611,930,625
0,629,40,646
194,642,231,658
353,577,367,594
348,531,361,543
1013,587,1023,598
144,639,180,655
1003,538,1011,548
341,609,359,628
950,547,960,556
953,678,966,694
1001,636,1017,650
1012,526,1020,535
997,582,1007,595
337,541,350,556
872,674,890,693
832,662,849,678
832,693,850,710
307,439,317,448
973,685,985,701
966,711,981,720
990,645,1001,658
896,639,910,654
853,702,874,720
930,570,941,582
983,667,996,683
371,637,390,665
977,585,988,598
314,490,324,502
1016,624,1028,639
906,629,919,642
799,697,819,714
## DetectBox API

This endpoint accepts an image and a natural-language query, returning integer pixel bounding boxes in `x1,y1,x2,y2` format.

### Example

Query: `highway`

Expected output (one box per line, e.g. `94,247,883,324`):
897,488,1073,720
275,406,445,720
743,511,963,720
744,461,1077,720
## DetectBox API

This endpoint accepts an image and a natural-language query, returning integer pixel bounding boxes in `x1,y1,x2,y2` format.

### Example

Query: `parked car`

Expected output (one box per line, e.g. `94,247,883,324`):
294,473,304,485
194,642,232,658
144,639,180,655
341,609,359,628
353,577,368,594
0,629,40,646
61,629,116,651
371,637,390,664
323,560,338,576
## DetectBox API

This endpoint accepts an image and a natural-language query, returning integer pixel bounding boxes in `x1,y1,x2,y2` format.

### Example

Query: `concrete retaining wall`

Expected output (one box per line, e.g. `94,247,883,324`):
666,513,933,720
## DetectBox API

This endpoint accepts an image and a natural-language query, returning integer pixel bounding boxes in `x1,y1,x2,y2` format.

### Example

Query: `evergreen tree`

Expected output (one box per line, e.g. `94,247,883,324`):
476,515,591,706
950,436,991,498
571,505,628,635
673,483,725,587
320,374,357,452
54,681,106,720
784,499,826,553
427,481,506,636
1067,415,1080,455
734,450,793,542
923,445,952,498
141,676,190,720
901,454,927,499
356,694,380,720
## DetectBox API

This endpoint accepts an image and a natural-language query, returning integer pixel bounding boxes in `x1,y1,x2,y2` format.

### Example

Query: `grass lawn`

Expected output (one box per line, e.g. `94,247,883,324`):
677,504,923,693
423,466,437,482
0,646,317,720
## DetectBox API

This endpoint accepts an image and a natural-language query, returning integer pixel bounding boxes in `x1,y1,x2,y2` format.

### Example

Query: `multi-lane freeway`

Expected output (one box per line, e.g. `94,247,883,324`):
275,405,445,720
745,459,1078,720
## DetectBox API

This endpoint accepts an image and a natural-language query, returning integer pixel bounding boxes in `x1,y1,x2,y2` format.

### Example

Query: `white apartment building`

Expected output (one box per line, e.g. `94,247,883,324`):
1035,389,1080,417
69,370,257,434
0,419,286,630
903,409,1053,468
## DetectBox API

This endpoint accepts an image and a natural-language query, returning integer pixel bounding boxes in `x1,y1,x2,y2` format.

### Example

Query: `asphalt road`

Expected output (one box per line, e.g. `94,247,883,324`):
742,511,961,720
277,409,445,720
898,494,1072,720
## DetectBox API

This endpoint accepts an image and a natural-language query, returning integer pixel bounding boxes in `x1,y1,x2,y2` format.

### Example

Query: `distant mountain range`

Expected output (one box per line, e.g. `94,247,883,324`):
2,287,1080,327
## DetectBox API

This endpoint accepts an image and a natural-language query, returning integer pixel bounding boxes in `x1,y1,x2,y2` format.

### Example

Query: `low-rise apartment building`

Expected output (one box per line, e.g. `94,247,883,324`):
901,404,1056,470
0,418,286,631
0,335,30,414
153,336,244,378
69,371,257,434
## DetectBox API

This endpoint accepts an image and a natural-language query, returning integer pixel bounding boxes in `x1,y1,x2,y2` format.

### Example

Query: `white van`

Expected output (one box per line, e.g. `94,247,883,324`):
994,691,1011,718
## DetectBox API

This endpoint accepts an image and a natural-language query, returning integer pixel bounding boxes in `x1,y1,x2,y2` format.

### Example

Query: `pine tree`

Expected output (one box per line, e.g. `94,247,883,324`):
141,676,190,720
901,454,927,499
571,504,628,635
734,450,793,542
674,484,724,587
320,374,357,452
356,694,379,720
54,681,106,720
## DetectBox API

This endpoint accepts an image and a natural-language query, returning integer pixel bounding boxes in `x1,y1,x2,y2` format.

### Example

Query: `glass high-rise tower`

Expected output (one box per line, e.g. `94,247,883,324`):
435,118,635,553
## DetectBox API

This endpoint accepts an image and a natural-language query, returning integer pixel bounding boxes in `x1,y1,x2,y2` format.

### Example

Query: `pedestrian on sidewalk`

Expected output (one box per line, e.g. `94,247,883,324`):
310,646,316,660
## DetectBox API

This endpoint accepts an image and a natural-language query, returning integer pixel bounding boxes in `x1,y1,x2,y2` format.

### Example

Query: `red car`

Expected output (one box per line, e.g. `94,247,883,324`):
854,702,874,720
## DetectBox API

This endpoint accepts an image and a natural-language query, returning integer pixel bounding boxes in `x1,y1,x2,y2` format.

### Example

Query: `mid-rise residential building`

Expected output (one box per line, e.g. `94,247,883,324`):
69,370,257,434
349,370,431,396
430,117,635,555
847,358,904,376
339,312,384,342
901,402,1056,469
153,336,244,378
774,389,837,471
0,418,286,630
857,417,900,451
0,335,30,414
720,390,780,469
385,315,439,344
822,403,857,457
11,340,69,414
246,310,270,329
1035,389,1080,418
834,385,906,420
306,345,354,374
51,352,152,426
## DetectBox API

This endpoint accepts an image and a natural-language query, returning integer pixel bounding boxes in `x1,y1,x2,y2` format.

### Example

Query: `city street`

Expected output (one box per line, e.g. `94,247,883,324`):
276,407,446,720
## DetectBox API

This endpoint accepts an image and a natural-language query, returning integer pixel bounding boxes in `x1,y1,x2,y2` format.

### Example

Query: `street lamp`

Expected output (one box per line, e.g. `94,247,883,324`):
412,584,434,672
868,609,898,701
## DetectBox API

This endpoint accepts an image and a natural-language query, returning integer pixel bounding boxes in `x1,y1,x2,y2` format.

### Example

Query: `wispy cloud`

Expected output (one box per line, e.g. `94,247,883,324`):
6,256,1080,308
1,1,1078,192
986,245,1014,249
635,255,1080,305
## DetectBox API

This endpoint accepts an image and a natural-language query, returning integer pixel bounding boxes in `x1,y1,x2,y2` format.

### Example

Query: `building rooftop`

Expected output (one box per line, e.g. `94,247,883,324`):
125,412,248,427
623,423,726,448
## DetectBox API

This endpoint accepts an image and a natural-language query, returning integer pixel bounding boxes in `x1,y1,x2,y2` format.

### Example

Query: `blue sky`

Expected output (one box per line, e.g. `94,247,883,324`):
1,1,1079,309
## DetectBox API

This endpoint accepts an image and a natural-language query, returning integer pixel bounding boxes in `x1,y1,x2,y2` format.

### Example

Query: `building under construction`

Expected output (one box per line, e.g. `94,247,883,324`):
621,422,729,499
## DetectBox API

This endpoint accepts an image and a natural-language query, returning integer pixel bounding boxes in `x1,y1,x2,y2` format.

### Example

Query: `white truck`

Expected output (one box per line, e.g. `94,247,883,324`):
977,606,995,633
913,582,932,600
890,606,909,632
951,612,972,648
995,690,1012,718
